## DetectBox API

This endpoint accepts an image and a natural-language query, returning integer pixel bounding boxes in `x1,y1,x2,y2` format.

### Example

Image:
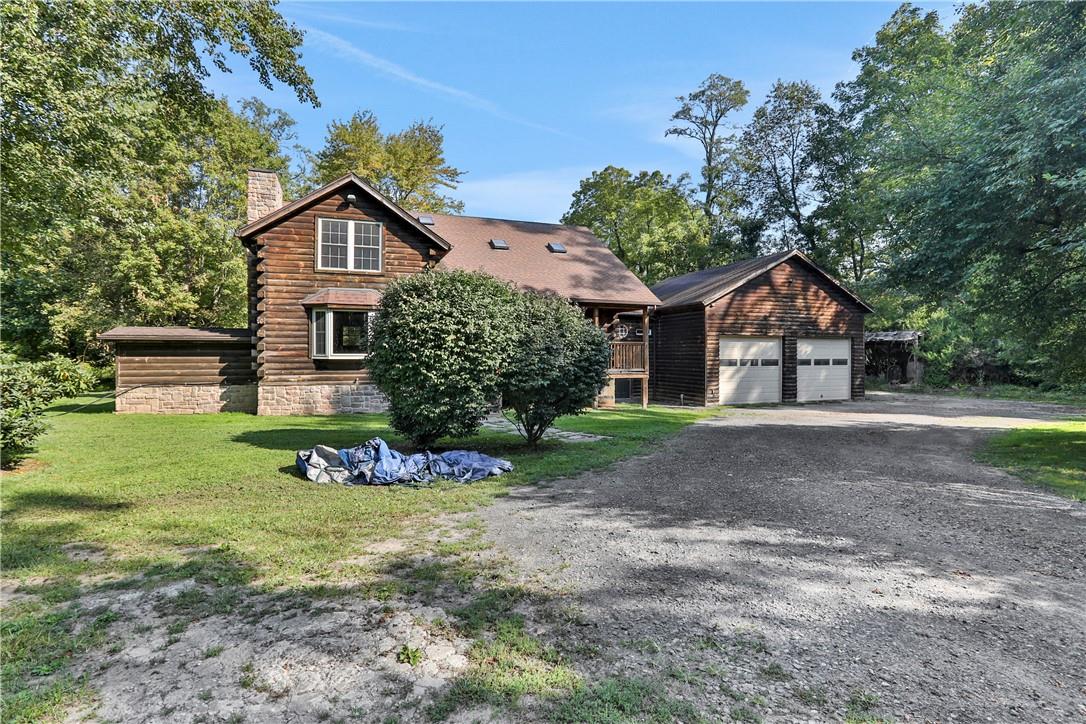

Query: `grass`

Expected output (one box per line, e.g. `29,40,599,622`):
549,677,705,723
428,616,581,719
977,420,1086,501
0,398,719,721
866,379,1086,407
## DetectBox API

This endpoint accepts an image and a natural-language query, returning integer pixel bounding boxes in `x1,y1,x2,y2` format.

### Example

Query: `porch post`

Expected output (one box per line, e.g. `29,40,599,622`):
641,306,650,409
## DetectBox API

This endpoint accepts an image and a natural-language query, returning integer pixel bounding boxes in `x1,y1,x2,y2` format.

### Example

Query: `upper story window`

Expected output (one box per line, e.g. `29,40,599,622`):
317,218,383,273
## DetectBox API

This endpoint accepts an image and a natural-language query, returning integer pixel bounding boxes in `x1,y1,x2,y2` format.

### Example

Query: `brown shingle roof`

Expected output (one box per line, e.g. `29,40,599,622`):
299,288,382,308
652,249,874,312
98,327,251,343
430,214,660,307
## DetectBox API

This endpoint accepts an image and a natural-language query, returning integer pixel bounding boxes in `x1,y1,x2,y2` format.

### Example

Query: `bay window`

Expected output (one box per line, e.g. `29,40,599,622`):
310,308,376,359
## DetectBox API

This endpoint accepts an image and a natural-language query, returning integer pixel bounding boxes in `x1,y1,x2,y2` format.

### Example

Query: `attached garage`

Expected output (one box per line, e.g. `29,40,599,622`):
649,250,873,406
718,336,781,404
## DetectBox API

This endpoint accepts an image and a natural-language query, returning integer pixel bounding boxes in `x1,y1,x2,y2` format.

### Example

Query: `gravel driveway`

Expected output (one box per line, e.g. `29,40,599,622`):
479,393,1086,722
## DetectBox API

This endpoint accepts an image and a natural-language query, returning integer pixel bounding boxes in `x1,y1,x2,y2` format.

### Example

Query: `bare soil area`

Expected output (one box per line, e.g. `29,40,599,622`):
478,393,1086,722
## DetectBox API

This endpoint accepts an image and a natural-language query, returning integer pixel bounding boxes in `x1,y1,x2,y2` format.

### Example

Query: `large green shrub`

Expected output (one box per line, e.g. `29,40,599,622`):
368,270,518,447
500,293,611,444
1,354,95,464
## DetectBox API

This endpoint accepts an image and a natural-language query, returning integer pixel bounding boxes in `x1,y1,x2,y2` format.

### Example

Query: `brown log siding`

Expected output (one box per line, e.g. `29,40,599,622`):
703,258,865,403
652,258,865,405
114,342,255,387
649,307,706,405
250,189,443,385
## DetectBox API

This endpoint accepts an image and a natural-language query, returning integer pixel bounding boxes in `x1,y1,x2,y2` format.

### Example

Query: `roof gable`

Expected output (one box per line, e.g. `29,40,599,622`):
235,173,451,251
430,214,660,307
652,250,873,312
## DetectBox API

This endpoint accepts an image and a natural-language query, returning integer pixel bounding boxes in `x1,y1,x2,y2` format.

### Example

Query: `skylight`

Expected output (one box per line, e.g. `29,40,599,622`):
547,242,567,253
489,238,509,250
419,215,435,225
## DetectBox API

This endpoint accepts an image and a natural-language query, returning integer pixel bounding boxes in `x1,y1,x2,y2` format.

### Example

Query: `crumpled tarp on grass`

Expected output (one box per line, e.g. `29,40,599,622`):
296,437,513,486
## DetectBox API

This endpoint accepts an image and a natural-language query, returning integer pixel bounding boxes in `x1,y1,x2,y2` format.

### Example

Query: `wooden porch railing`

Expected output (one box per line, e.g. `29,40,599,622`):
609,341,646,372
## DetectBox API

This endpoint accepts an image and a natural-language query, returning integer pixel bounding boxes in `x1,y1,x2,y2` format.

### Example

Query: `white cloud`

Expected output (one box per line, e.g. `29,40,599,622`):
287,7,421,34
455,167,593,223
302,28,568,137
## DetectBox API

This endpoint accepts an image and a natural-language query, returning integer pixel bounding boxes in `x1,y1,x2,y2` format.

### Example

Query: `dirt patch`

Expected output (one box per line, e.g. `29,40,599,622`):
60,579,472,723
0,457,49,476
477,394,1086,721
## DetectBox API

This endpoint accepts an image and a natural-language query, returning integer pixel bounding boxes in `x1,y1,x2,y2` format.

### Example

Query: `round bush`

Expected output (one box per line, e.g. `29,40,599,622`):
500,293,610,444
368,270,518,446
1,354,95,465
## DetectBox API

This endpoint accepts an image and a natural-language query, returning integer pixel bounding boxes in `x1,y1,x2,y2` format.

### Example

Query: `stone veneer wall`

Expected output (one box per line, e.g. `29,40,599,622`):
257,383,389,416
116,384,257,414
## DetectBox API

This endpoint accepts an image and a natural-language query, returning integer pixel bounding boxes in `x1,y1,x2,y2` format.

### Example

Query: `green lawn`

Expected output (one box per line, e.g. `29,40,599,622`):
866,379,1086,407
2,399,718,591
978,420,1086,501
1,399,720,721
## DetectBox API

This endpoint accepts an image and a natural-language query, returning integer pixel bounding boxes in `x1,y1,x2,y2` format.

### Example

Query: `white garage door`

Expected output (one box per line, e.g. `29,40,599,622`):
718,336,781,404
797,338,851,402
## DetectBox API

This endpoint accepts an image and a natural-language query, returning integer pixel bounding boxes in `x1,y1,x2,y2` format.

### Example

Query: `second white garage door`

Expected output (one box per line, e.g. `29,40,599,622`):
719,336,781,404
797,338,851,402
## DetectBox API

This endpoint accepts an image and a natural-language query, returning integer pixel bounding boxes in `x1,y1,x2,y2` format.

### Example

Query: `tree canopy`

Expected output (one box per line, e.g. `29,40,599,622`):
562,167,711,285
309,111,465,213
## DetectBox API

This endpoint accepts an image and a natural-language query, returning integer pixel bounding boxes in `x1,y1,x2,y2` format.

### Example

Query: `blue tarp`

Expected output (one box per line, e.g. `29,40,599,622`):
295,437,513,486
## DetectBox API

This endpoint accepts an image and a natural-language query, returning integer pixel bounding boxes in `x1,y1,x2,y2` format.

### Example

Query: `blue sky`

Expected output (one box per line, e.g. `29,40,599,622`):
208,2,953,222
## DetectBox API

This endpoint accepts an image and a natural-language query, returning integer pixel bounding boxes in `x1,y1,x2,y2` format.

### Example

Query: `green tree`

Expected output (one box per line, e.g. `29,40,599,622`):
1,0,315,256
4,99,299,361
310,111,464,213
1,0,316,361
500,293,610,445
666,74,749,223
838,2,1086,383
562,166,712,285
737,80,835,266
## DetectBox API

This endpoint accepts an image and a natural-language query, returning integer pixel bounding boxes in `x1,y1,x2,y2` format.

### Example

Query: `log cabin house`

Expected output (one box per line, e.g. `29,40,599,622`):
647,250,873,406
99,170,660,415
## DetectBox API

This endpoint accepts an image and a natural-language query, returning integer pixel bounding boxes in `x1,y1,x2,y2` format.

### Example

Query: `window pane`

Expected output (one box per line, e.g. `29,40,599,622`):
798,359,812,366
832,358,849,366
814,359,830,366
761,359,779,366
320,220,349,269
721,359,738,367
353,222,381,271
333,311,369,355
313,310,327,356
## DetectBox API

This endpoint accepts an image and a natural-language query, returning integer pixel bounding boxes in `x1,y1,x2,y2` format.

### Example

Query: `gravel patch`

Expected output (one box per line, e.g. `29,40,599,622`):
61,581,472,723
477,394,1086,722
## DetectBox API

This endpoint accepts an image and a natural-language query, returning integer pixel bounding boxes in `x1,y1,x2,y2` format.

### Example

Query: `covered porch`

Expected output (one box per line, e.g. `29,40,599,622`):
583,303,653,408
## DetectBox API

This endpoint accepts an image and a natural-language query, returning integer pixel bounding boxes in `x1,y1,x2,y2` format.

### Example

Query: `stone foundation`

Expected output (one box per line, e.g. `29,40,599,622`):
595,379,616,408
257,383,388,416
116,384,257,414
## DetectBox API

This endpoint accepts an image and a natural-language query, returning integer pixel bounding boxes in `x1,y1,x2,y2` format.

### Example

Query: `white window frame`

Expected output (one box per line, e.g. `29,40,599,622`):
310,308,376,359
316,218,383,273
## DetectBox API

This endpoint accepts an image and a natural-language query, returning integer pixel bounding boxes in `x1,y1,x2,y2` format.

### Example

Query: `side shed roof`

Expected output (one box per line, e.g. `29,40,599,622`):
98,327,251,343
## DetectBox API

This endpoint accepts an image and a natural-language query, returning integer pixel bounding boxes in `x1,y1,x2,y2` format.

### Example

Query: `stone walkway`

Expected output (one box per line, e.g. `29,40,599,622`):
481,414,607,442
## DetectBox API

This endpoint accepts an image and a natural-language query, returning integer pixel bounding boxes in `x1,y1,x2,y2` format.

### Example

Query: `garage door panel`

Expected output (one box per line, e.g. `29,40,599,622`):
797,338,850,402
719,336,781,404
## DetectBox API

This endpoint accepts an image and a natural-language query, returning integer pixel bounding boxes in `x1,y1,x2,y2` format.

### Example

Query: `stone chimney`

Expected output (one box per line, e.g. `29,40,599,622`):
247,169,283,222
